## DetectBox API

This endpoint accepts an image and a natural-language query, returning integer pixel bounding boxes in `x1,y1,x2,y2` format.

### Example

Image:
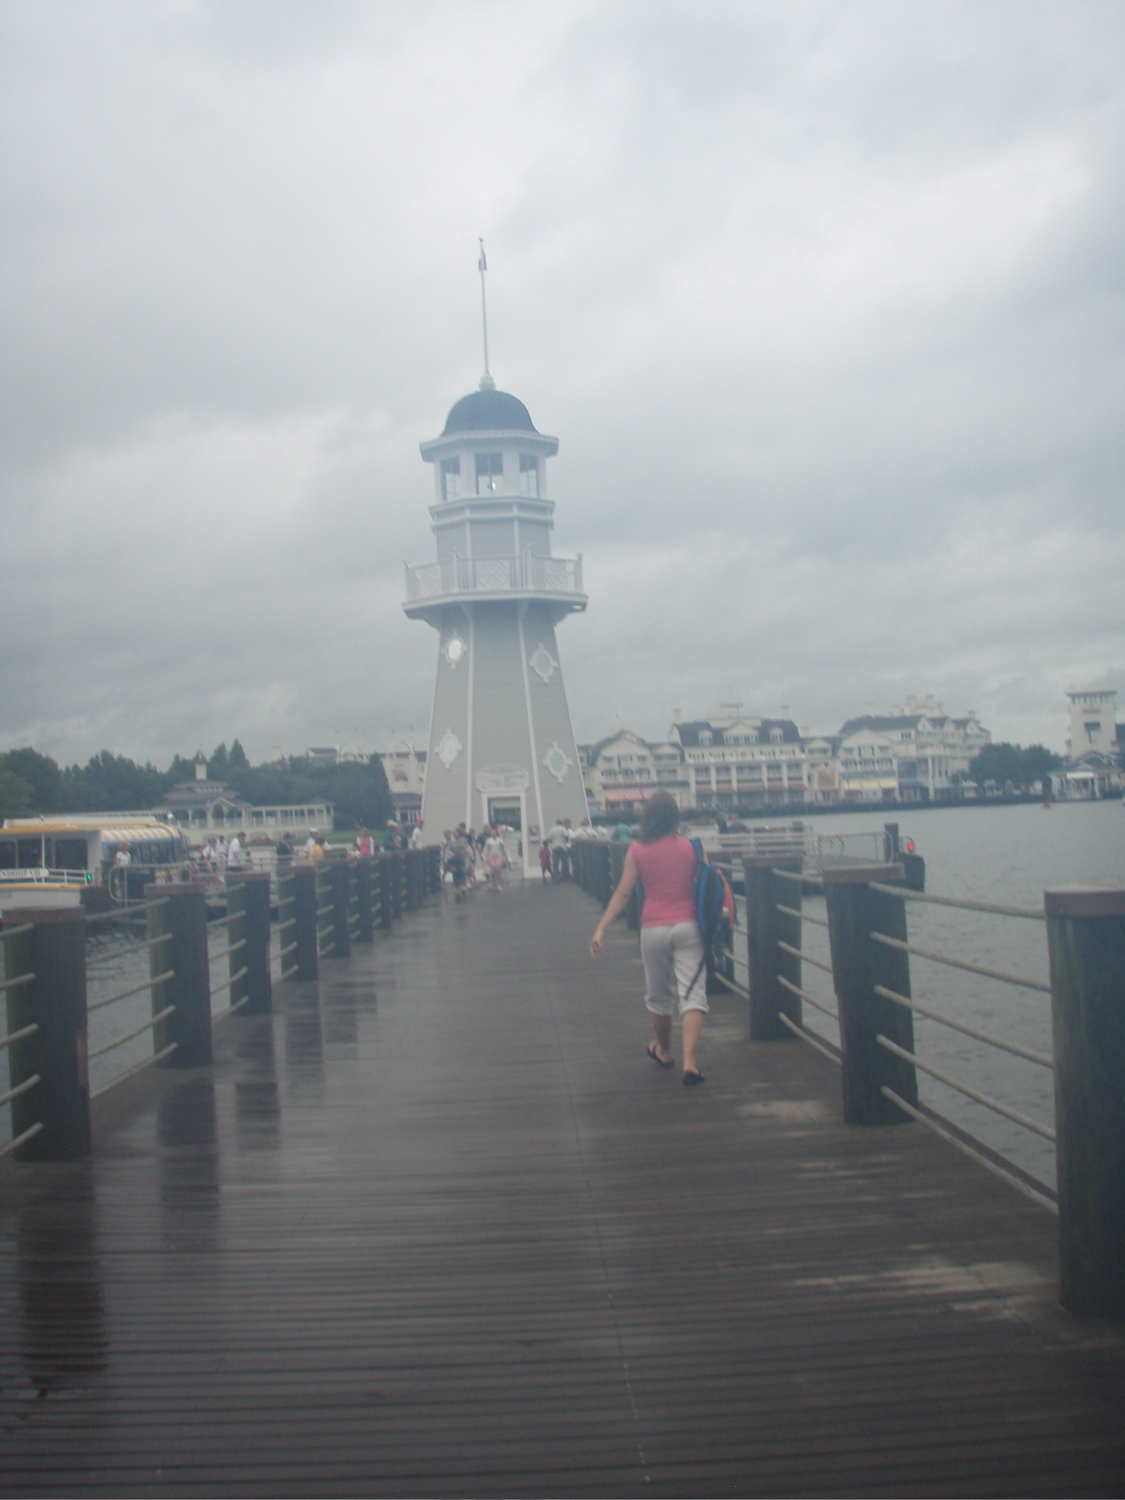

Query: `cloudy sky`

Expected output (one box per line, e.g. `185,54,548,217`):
2,0,1122,767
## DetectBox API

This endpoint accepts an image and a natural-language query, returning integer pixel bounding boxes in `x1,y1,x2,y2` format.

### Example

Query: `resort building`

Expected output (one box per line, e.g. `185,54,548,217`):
579,696,992,815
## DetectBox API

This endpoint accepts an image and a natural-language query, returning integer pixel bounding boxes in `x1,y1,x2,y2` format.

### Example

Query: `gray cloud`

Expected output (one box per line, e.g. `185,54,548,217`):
2,0,1122,768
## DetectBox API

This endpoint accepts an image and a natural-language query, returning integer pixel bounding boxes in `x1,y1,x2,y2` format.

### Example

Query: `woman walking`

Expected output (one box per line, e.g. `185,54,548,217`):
483,825,508,893
589,790,708,1085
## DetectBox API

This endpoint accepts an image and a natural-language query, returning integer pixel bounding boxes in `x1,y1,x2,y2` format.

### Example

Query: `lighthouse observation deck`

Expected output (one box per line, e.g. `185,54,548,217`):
402,549,586,617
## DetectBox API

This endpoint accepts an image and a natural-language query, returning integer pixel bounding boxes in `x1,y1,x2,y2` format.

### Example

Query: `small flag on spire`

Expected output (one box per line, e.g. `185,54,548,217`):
478,239,487,273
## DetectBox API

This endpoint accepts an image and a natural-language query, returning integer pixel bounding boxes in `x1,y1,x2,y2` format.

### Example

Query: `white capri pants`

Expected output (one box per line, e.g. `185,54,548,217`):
640,922,708,1016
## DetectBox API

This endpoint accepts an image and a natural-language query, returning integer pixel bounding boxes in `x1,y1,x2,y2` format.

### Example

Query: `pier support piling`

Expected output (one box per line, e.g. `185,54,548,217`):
226,872,272,1016
743,857,803,1041
289,866,319,980
326,862,351,959
1045,886,1125,1319
353,858,374,944
823,864,917,1125
2,905,90,1161
146,883,210,1067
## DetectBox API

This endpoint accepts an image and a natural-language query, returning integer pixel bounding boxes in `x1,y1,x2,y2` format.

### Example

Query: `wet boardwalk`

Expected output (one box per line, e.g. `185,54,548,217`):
1,876,1123,1497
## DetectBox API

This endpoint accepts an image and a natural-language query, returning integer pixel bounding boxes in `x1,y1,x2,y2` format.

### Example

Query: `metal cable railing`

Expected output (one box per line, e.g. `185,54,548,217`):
88,1005,177,1062
778,973,838,1021
778,1010,842,1064
87,969,175,1013
89,1043,178,1100
860,879,1057,1189
876,1032,1055,1142
868,881,1044,923
207,909,246,931
86,896,170,926
880,1085,1059,1216
209,937,247,965
2,936,44,1157
0,1121,44,1159
869,930,1050,994
0,1073,40,1111
210,966,250,1014
86,931,172,967
0,971,36,994
873,983,1053,1067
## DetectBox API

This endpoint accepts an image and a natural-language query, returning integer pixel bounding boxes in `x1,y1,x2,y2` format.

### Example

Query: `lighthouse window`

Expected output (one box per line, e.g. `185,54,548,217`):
441,458,460,500
519,455,539,496
475,452,503,493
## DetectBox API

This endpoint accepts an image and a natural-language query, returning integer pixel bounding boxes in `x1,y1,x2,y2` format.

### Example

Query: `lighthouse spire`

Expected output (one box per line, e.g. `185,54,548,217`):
478,238,495,391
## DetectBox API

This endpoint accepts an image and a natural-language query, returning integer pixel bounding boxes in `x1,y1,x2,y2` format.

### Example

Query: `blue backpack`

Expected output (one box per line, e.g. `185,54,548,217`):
687,837,735,993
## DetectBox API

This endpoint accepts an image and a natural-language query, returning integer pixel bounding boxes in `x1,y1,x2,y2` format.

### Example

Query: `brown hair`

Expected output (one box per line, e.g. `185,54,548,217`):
637,790,681,843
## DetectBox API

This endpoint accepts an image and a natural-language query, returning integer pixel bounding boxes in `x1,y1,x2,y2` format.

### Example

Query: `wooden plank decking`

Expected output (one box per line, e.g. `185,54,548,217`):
1,875,1123,1497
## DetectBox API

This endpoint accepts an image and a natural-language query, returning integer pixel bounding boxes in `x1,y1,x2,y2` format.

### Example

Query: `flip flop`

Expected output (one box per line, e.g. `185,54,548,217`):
647,1042,675,1069
682,1070,705,1086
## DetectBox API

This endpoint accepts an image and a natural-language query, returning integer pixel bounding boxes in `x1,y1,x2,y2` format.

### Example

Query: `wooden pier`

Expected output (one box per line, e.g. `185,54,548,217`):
1,877,1123,1497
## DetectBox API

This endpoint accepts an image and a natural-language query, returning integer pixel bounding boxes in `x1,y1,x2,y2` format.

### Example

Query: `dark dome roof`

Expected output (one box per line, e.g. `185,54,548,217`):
442,388,538,435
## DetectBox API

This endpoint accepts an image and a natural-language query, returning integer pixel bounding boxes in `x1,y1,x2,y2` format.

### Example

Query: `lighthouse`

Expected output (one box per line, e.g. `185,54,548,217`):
403,373,589,868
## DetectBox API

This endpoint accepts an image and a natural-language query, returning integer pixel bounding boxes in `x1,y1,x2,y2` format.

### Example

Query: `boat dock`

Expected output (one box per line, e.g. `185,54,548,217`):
1,875,1123,1496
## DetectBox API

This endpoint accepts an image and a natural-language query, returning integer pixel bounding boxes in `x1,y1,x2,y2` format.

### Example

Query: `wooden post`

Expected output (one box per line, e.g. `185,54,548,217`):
389,851,404,920
404,849,421,912
226,872,273,1015
353,858,374,944
3,905,90,1161
374,855,391,931
743,857,803,1041
326,860,351,959
823,864,917,1125
146,883,210,1067
289,865,319,980
1045,887,1125,1319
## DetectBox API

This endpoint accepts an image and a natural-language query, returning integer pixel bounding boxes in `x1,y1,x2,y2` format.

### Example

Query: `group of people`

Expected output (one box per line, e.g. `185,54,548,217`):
191,833,253,871
381,819,425,852
440,823,511,899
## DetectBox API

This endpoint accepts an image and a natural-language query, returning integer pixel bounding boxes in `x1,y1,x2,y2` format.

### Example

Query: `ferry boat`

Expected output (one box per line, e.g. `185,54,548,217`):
0,815,188,910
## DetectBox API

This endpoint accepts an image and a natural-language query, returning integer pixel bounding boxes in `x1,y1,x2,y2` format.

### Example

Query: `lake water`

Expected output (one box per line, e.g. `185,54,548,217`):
732,799,1125,1189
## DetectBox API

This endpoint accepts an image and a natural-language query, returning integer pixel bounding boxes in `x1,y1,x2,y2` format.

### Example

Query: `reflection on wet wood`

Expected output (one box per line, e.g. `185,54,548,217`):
1,880,1123,1497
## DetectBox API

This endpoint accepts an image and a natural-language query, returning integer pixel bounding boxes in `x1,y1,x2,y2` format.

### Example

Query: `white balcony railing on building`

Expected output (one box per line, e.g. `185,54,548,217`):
404,552,584,603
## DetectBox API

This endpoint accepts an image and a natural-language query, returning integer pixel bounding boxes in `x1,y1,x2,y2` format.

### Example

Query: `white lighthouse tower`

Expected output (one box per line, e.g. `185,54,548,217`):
403,373,589,868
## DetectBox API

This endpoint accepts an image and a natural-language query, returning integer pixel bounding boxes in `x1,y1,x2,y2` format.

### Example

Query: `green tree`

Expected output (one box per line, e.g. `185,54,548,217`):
1020,744,1062,786
324,758,392,831
0,747,61,812
162,754,200,790
60,751,165,812
0,764,34,818
207,743,230,780
969,743,1024,788
229,739,249,769
970,742,1063,792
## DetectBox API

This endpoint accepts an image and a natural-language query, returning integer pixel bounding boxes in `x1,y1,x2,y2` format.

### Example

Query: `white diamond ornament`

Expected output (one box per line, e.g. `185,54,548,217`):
443,634,466,668
544,742,571,783
529,644,557,683
437,730,463,769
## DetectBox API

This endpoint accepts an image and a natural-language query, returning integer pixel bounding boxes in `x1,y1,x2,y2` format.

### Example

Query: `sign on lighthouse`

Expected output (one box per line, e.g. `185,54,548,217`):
403,287,589,866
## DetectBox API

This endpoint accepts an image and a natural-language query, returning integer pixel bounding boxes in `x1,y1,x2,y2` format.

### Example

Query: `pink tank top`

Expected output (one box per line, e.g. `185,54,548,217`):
629,836,698,927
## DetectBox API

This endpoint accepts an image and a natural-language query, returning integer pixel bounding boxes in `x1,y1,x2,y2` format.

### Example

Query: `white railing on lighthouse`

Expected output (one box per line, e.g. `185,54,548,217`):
404,551,585,603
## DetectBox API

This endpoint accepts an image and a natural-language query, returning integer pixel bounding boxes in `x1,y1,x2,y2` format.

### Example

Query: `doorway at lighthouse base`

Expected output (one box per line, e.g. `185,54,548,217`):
421,600,587,871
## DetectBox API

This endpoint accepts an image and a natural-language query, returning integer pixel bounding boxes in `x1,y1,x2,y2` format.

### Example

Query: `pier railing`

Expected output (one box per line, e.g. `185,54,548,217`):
1,847,442,1164
577,843,1124,1320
